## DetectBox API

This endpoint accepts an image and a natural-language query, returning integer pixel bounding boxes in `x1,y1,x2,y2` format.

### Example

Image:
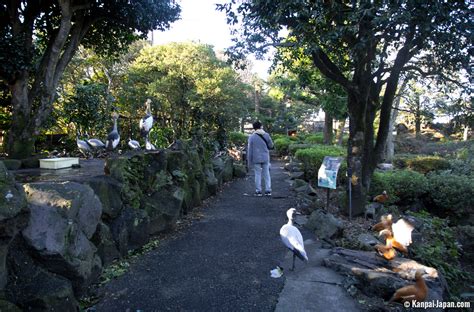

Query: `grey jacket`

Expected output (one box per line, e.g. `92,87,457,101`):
247,129,274,166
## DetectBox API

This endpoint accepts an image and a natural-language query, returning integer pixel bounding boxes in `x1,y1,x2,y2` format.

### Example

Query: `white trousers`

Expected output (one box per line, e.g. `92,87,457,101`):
254,162,271,192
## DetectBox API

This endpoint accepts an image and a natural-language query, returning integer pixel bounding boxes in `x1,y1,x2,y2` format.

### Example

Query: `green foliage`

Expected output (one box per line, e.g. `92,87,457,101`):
228,131,248,147
274,137,293,156
148,127,173,149
295,145,346,182
288,143,315,156
62,82,112,138
407,210,469,298
406,155,451,174
120,42,252,145
370,170,429,205
393,154,451,174
446,159,474,176
303,133,325,144
425,171,474,225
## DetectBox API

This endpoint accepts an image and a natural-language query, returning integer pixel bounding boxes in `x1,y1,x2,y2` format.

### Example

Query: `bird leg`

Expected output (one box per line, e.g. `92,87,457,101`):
290,253,296,271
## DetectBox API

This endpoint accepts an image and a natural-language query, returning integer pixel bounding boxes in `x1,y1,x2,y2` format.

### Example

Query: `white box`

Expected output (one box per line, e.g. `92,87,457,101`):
39,157,79,169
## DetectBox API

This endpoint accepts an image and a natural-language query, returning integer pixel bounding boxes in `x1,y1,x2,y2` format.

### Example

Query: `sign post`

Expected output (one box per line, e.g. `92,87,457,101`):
318,156,343,211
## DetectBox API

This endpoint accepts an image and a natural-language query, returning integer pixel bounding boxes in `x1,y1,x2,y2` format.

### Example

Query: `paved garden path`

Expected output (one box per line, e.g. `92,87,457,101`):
93,161,361,311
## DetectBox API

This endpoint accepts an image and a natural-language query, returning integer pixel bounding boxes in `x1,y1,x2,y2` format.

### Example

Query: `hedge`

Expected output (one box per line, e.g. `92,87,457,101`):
274,137,293,156
425,171,474,225
228,131,248,147
295,145,346,182
370,170,429,205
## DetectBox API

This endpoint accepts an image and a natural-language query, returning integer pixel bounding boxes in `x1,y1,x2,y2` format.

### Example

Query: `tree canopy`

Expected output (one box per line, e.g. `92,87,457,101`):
0,0,180,158
218,0,472,215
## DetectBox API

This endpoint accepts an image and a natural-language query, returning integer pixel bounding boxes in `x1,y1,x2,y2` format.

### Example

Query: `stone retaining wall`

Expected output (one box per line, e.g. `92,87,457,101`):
0,143,239,310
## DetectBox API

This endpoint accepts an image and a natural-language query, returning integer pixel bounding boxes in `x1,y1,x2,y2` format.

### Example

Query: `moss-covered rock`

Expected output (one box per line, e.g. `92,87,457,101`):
141,186,184,235
85,176,123,220
0,162,29,290
22,182,103,293
91,222,120,266
6,237,79,311
222,156,234,182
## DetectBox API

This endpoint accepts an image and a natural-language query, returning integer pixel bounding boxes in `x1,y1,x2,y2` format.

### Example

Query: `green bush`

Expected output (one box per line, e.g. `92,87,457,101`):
393,154,451,174
303,133,325,144
288,143,316,156
407,210,470,299
370,170,428,205
392,154,414,169
228,131,248,147
406,155,451,174
274,137,293,156
425,171,474,225
295,145,346,182
447,159,474,176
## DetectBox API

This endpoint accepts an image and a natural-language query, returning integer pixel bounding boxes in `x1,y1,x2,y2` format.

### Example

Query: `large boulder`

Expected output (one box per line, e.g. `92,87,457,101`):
6,237,79,311
91,222,120,266
109,207,150,255
305,209,344,240
204,164,218,196
85,175,123,220
324,248,445,303
0,161,29,290
141,186,184,235
222,156,234,182
22,181,102,293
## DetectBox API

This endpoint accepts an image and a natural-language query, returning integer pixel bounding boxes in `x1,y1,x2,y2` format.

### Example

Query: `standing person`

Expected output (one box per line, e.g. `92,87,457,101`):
247,121,274,196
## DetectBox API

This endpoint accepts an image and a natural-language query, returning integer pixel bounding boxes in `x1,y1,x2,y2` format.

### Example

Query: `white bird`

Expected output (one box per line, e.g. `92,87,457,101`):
280,208,308,271
128,138,141,150
76,132,91,157
106,113,120,151
5,190,13,201
139,99,154,138
145,136,156,151
85,132,106,149
391,218,415,248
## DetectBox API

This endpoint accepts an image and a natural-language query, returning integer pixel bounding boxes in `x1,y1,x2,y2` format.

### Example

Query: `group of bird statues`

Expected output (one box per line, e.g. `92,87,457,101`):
279,200,428,305
368,201,429,303
76,99,156,157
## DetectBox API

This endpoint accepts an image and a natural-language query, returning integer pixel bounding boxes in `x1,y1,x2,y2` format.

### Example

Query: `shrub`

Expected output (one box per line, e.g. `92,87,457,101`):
392,154,414,169
228,131,248,147
303,133,325,144
295,145,346,182
274,137,293,156
370,170,428,205
405,155,451,174
425,171,474,225
447,159,474,176
407,210,469,299
288,143,315,156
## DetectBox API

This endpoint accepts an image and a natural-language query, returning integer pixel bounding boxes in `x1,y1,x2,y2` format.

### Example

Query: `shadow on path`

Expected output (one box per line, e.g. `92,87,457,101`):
93,161,298,311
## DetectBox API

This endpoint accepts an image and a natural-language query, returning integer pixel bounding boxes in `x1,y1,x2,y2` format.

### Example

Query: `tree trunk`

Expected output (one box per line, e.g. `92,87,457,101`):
336,118,346,146
384,79,407,161
463,125,470,141
254,89,260,115
6,3,91,159
323,111,333,144
7,75,36,159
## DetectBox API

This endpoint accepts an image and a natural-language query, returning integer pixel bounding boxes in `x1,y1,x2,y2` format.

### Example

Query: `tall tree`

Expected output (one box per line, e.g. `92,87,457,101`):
0,0,180,158
121,42,251,145
218,0,472,215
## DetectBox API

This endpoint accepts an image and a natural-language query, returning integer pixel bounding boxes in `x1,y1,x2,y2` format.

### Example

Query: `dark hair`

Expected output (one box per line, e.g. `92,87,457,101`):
252,121,262,130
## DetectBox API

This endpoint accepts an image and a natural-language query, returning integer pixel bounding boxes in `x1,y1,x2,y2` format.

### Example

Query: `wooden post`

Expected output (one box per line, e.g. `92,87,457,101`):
326,188,330,211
